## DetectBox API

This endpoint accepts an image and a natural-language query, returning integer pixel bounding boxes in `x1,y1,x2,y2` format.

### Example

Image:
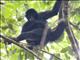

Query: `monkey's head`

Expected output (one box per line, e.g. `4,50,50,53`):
25,9,39,22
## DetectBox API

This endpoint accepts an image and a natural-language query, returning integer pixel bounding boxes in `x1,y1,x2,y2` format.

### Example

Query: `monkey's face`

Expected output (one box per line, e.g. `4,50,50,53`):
25,9,39,22
28,16,35,22
26,13,39,22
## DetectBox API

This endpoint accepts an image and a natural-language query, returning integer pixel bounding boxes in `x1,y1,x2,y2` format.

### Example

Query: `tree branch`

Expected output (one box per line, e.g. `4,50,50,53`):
69,21,80,31
0,34,41,60
61,0,80,60
40,23,49,48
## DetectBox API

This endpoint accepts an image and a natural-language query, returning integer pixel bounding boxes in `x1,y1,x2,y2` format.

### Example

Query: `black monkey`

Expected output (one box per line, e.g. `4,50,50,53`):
11,0,61,39
2,0,65,49
17,0,64,49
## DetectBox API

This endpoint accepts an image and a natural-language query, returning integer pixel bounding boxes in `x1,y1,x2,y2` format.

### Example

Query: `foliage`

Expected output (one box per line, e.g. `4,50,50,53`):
0,0,80,60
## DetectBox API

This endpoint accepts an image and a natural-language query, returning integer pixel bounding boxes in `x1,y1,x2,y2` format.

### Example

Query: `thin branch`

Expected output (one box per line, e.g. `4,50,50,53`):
0,34,41,60
40,23,49,48
39,49,62,60
69,22,80,31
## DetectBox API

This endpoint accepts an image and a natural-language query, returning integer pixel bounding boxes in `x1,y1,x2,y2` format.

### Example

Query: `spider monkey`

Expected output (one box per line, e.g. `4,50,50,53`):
15,0,65,49
1,0,66,49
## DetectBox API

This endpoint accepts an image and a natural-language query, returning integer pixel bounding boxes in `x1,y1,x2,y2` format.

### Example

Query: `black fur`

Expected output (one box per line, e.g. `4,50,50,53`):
5,0,65,49
16,21,66,49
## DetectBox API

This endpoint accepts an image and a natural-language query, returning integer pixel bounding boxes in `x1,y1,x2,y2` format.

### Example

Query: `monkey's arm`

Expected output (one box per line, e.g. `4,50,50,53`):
15,29,42,42
21,22,34,33
39,0,62,20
